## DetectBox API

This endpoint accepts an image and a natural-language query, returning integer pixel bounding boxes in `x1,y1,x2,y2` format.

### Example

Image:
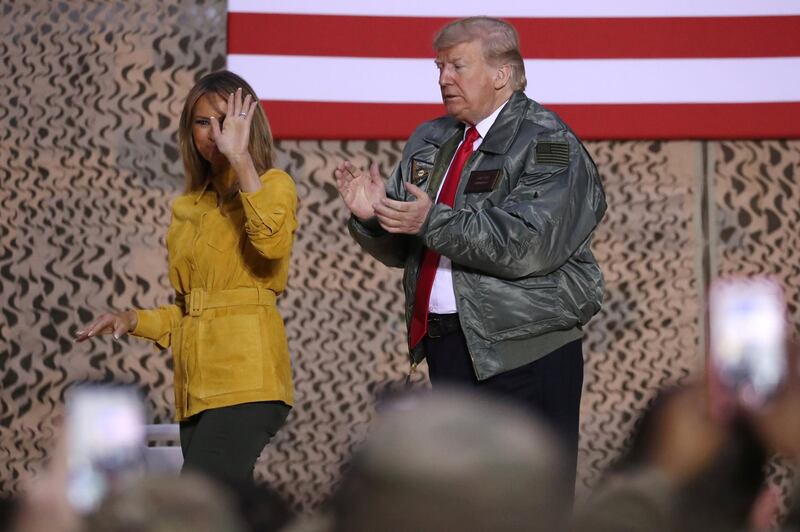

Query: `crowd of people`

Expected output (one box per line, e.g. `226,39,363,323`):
4,378,800,532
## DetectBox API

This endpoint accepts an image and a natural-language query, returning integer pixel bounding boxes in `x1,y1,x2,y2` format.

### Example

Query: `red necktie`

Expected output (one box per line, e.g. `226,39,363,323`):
409,126,480,348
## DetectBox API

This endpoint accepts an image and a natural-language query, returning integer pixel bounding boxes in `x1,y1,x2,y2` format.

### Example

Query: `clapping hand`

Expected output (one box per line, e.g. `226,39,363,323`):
373,182,432,235
334,161,386,220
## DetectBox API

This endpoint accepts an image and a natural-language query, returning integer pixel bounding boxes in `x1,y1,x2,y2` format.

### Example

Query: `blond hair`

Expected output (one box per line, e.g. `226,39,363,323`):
178,70,274,192
433,17,527,91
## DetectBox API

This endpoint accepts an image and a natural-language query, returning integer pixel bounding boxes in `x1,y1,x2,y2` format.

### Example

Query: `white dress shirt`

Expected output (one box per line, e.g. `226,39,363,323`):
428,100,509,314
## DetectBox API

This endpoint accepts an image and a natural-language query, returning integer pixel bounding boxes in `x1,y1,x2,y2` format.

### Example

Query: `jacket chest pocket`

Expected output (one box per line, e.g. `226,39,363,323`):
461,167,510,209
204,210,243,253
207,235,240,253
409,158,434,187
192,313,264,398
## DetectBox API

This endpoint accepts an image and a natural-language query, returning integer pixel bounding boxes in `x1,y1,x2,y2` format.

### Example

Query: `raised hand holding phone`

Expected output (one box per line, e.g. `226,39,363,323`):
708,276,788,410
65,385,146,513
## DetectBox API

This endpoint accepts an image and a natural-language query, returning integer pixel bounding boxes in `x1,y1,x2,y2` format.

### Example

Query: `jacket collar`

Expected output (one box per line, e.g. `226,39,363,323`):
478,90,529,155
422,117,461,148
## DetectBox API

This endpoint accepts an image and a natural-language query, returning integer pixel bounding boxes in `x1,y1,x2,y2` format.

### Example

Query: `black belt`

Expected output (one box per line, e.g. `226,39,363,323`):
427,313,461,338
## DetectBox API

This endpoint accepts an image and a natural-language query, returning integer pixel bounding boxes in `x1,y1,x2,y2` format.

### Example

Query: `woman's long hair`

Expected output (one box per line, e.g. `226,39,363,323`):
178,70,274,192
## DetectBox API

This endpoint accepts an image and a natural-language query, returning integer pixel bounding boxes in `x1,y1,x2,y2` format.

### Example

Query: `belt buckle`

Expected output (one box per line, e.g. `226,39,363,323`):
189,288,203,317
427,315,443,339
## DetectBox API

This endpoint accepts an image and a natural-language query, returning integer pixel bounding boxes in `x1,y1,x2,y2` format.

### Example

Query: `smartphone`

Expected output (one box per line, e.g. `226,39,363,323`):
65,384,146,513
709,276,787,408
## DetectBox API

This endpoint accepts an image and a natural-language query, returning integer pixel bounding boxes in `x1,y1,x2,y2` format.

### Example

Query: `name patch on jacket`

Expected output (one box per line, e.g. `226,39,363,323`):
465,169,502,193
535,141,570,167
410,159,432,183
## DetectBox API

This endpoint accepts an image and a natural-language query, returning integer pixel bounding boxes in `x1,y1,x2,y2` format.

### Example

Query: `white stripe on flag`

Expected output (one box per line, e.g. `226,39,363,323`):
228,0,800,17
228,55,800,105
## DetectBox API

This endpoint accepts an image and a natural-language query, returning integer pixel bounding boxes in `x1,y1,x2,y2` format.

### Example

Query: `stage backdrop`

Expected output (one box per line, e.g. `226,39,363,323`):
227,1,800,139
1,0,799,511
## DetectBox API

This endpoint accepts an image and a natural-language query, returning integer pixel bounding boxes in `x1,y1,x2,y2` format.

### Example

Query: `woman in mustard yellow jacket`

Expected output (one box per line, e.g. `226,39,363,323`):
76,71,297,481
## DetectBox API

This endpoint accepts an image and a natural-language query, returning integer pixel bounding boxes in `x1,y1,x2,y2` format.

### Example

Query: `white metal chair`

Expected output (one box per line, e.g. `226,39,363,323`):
143,423,183,473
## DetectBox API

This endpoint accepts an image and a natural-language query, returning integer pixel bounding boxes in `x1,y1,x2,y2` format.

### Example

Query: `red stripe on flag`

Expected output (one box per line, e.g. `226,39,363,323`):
230,13,800,59
262,101,800,140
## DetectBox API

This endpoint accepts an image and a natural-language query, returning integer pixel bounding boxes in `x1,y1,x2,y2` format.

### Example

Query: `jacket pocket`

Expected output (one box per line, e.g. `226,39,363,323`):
207,215,242,253
477,276,572,340
195,313,264,398
207,234,239,253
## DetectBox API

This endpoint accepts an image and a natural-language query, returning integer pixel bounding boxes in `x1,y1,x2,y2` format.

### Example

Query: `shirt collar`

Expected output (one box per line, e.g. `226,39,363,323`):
193,179,211,204
193,167,239,205
471,99,510,141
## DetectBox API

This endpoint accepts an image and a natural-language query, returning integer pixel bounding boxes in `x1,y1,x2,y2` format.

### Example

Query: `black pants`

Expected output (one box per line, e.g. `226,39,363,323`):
179,401,290,482
424,325,583,497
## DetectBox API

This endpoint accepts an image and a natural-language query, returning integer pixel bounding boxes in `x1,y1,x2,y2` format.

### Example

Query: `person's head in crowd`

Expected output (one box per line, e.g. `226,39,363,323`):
750,357,800,531
610,385,684,475
331,387,569,532
178,70,274,191
84,472,247,532
432,17,522,126
0,495,19,531
609,384,769,532
674,417,768,532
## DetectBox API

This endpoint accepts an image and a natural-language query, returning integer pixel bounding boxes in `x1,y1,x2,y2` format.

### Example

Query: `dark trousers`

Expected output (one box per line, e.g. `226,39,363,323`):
179,401,290,482
424,324,583,497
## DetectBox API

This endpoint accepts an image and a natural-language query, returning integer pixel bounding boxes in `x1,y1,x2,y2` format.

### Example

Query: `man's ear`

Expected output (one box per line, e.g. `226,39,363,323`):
494,64,512,90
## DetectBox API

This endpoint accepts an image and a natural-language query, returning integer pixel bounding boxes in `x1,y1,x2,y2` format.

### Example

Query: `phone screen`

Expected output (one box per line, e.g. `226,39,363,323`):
709,277,787,408
65,385,146,513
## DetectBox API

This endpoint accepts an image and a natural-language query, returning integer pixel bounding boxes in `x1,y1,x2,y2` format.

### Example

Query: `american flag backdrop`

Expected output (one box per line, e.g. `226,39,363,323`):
227,1,800,140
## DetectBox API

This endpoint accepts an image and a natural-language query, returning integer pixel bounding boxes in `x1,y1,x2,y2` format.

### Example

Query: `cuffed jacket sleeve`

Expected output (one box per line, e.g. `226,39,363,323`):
131,303,183,348
421,133,606,280
240,169,298,260
348,216,411,269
